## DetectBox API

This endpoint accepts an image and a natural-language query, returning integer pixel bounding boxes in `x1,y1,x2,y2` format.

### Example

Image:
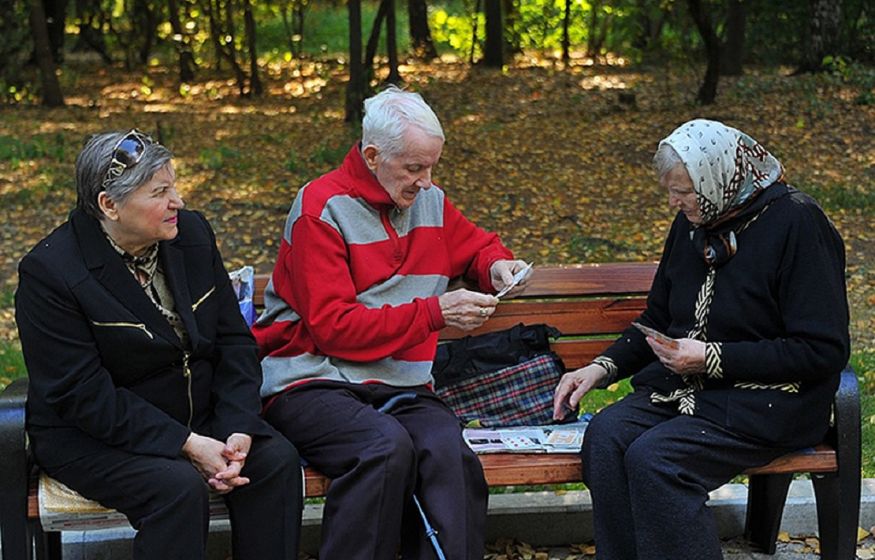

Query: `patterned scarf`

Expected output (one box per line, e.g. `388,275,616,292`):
659,119,784,267
103,229,189,346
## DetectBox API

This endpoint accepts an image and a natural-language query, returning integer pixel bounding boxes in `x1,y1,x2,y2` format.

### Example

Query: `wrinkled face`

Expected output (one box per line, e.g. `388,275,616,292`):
103,163,185,253
364,126,444,210
661,164,702,225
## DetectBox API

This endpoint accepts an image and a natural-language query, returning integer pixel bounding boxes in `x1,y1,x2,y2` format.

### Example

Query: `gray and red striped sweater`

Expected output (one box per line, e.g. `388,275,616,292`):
254,145,513,401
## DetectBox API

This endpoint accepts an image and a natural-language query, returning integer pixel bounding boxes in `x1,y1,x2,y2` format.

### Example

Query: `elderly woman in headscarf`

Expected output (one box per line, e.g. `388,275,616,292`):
553,119,849,559
15,130,303,560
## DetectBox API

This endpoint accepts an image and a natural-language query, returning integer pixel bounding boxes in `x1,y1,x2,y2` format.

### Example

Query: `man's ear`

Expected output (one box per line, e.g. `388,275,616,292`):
362,145,380,171
97,192,119,221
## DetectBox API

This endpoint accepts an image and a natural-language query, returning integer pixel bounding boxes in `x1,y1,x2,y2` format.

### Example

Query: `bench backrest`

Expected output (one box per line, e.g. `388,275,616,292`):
254,262,659,371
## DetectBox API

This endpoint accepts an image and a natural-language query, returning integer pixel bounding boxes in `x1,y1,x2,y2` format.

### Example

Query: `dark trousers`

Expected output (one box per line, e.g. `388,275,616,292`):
264,382,488,560
42,430,303,560
582,390,792,560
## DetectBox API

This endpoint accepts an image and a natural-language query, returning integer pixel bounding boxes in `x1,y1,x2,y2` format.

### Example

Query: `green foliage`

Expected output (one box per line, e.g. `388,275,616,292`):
257,1,412,59
308,141,348,171
853,350,875,393
800,182,875,213
198,145,241,171
0,0,32,101
0,134,68,166
861,391,875,477
0,339,25,390
430,5,485,59
823,56,875,105
284,148,301,172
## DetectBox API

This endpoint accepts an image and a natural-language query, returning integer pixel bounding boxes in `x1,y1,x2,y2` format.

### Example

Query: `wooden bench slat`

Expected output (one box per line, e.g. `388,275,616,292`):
296,444,839,498
440,298,648,340
252,263,657,309
26,443,841,518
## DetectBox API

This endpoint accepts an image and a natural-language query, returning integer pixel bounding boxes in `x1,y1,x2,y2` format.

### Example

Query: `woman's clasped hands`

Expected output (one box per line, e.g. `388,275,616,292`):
182,432,253,493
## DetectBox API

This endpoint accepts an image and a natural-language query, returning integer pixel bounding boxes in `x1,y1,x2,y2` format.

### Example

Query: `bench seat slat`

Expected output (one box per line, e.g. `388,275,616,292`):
25,443,841,519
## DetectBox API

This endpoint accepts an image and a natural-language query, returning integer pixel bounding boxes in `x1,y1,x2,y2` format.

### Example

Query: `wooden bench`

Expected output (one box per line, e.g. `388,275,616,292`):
0,263,860,559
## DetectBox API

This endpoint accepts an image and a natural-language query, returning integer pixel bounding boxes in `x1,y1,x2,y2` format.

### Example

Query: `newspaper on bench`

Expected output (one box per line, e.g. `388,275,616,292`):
463,420,589,454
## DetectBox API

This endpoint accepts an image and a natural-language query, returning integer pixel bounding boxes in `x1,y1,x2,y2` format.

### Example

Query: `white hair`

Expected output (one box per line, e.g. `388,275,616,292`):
653,142,684,179
362,85,445,159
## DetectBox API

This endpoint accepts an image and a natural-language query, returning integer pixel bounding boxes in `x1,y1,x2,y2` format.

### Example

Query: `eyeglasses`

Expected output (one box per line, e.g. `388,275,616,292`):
102,129,153,189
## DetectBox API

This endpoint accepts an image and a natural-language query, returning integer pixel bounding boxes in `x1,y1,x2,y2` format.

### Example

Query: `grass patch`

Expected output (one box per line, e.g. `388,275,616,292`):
799,182,875,213
0,133,69,166
198,145,242,171
0,340,25,391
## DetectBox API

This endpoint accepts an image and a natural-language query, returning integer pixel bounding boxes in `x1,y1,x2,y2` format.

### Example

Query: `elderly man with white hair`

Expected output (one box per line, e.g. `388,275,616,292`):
254,86,529,559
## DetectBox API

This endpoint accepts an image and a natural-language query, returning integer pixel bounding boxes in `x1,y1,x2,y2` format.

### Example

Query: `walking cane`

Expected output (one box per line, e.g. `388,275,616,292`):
376,392,448,560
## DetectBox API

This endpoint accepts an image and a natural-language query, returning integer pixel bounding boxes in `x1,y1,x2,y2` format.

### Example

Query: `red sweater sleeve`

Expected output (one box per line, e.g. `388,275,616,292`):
442,196,514,291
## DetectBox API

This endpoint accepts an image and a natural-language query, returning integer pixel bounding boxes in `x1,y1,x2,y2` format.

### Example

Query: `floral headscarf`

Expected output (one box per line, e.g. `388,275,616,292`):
658,119,784,225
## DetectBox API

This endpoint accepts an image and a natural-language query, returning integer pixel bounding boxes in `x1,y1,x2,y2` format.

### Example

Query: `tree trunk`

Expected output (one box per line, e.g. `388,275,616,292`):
385,0,400,83
364,0,388,84
586,0,600,59
293,2,308,48
407,0,437,60
74,0,112,63
243,0,261,95
800,0,842,72
134,0,158,65
687,0,720,104
346,0,365,123
29,0,64,106
204,0,247,94
720,0,745,76
470,0,480,64
43,0,68,62
202,0,224,70
561,0,570,64
483,0,502,67
168,0,197,81
503,0,519,55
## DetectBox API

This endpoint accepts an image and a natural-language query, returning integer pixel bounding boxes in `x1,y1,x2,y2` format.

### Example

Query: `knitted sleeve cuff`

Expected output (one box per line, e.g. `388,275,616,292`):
705,342,723,379
591,355,619,389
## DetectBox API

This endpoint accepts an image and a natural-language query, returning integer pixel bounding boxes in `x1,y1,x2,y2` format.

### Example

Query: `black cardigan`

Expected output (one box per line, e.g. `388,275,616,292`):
16,209,271,469
602,185,850,448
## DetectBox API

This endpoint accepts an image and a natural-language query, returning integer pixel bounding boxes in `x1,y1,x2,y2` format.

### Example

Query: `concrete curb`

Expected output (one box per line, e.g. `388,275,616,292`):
8,479,875,558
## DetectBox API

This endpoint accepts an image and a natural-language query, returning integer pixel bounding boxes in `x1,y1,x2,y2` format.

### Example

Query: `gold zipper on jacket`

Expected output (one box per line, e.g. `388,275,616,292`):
90,321,154,340
182,351,193,428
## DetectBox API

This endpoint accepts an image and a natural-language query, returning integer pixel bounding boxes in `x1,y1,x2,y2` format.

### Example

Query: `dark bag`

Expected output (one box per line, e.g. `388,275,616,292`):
432,323,561,388
432,324,569,427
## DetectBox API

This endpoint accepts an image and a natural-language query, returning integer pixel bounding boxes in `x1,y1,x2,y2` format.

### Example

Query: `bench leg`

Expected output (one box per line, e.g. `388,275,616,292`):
744,473,792,554
812,471,859,560
0,511,32,560
33,524,61,560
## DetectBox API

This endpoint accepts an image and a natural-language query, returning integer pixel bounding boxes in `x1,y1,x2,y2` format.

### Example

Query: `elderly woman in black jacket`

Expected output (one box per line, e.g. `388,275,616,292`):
15,130,302,560
553,119,850,560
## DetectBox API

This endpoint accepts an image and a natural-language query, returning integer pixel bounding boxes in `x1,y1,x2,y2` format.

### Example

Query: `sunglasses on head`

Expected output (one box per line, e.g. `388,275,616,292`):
102,129,153,189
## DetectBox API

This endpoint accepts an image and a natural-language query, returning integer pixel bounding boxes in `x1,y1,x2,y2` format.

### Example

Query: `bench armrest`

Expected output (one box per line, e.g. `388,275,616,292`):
833,366,861,474
0,377,28,477
0,378,31,555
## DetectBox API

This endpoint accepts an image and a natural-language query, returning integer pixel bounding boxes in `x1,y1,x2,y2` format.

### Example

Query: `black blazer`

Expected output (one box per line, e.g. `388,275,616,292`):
16,209,271,469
